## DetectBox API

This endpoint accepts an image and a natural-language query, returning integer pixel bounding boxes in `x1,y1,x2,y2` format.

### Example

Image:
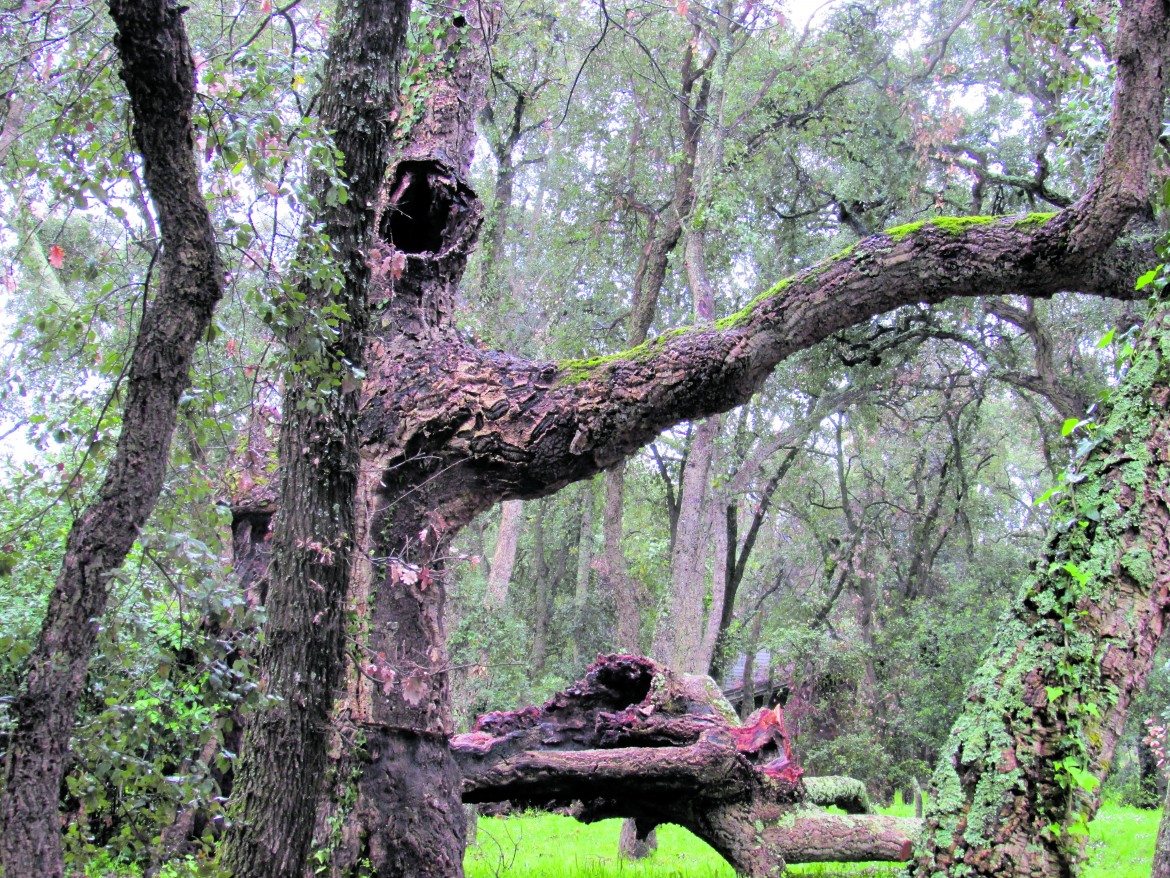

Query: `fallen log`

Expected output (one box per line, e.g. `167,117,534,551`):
802,775,873,815
451,654,919,876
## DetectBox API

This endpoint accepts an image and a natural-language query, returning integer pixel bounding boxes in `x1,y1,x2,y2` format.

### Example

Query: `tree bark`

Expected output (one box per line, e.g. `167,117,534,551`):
0,4,225,875
452,655,917,876
910,298,1170,875
227,0,1166,872
485,500,524,607
1155,779,1170,878
909,4,1170,874
653,415,720,674
600,464,646,655
325,5,491,875
572,479,595,669
217,0,409,875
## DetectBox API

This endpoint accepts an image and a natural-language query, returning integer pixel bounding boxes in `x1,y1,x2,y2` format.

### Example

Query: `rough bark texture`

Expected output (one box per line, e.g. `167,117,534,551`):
217,0,409,875
325,5,491,875
224,0,1166,872
911,300,1170,876
452,655,917,877
0,3,225,875
909,3,1170,875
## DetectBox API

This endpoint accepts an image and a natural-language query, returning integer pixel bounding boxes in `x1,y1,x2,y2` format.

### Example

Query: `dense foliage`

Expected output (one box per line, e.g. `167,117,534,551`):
0,0,1165,873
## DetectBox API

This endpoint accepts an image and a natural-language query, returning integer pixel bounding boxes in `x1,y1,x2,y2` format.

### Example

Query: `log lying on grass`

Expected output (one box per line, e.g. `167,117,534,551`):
451,654,919,877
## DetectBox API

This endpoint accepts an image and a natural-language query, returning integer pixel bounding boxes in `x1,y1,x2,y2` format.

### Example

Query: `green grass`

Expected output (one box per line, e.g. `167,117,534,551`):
464,803,1159,878
1083,803,1159,878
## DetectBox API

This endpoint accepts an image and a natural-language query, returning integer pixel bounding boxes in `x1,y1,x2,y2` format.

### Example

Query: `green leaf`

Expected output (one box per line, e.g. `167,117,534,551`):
1062,561,1090,586
1065,763,1099,793
1096,328,1115,348
1061,418,1080,437
1136,268,1158,290
1034,486,1059,506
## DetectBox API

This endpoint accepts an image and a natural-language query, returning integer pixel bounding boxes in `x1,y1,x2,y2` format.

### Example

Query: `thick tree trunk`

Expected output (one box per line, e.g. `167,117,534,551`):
0,4,225,875
217,0,409,874
231,0,1165,872
906,16,1170,872
911,294,1170,874
453,655,917,876
323,6,490,875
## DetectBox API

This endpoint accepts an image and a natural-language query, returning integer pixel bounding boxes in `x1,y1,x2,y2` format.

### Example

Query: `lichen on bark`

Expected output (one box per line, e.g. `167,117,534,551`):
912,289,1170,875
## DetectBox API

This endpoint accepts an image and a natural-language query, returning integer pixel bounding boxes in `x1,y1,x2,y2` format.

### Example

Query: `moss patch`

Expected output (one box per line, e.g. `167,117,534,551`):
1012,211,1058,229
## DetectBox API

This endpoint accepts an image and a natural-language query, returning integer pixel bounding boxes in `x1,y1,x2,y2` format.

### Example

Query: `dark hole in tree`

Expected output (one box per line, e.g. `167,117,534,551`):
382,160,453,254
593,659,654,707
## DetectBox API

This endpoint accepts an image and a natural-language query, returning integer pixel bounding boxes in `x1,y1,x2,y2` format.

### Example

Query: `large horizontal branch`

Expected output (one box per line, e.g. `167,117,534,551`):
351,0,1167,525
359,220,1154,511
460,742,757,805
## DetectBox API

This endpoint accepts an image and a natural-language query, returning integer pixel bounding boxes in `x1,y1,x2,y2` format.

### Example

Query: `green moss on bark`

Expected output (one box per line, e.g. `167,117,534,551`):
915,293,1170,875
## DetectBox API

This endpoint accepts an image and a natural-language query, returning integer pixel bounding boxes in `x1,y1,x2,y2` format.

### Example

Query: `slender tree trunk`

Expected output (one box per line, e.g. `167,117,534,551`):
652,415,720,673
531,506,551,674
601,465,644,654
739,610,764,722
698,506,729,670
573,479,595,669
0,4,225,874
217,1,409,875
485,500,524,607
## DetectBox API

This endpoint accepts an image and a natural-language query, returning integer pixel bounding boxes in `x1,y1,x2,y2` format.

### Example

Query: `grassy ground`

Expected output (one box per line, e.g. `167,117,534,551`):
464,803,1159,878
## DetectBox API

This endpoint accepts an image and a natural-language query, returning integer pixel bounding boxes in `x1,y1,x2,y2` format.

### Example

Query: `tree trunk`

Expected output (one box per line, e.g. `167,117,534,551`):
0,4,225,875
1155,779,1170,878
912,293,1170,874
324,6,490,875
531,503,552,674
453,655,917,876
738,610,764,722
573,480,595,669
216,1,409,875
600,464,644,654
231,0,1165,871
485,500,524,607
653,415,721,673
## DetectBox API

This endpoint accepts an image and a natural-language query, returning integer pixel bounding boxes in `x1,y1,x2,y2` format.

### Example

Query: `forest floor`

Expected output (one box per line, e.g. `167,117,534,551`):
464,803,1159,878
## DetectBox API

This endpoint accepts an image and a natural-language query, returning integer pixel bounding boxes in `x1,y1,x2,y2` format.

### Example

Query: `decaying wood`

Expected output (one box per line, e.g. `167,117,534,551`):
451,655,918,876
